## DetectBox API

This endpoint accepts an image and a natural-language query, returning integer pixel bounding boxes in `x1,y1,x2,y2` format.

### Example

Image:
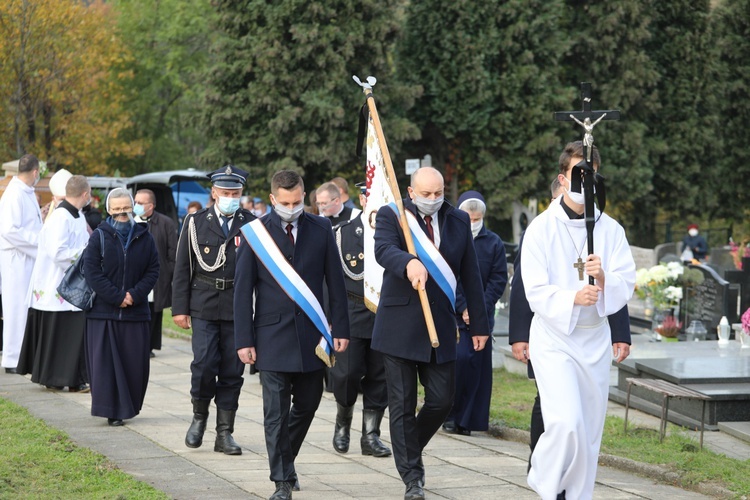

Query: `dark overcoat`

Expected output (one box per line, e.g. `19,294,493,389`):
371,198,489,364
84,222,159,321
233,210,350,373
145,210,177,312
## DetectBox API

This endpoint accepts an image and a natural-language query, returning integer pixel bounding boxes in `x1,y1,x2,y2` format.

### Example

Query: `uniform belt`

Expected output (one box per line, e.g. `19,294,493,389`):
346,291,365,304
194,273,234,290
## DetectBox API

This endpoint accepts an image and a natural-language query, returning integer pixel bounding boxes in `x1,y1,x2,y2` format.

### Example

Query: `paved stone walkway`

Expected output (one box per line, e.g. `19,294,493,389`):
0,335,725,499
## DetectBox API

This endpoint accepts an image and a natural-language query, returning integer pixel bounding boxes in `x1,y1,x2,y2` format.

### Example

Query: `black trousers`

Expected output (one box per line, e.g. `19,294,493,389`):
530,389,544,452
330,336,387,410
189,318,244,410
148,303,162,351
260,369,324,483
383,353,455,484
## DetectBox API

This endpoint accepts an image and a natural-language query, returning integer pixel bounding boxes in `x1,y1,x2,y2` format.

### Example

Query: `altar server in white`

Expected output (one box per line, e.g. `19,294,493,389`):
0,154,43,373
523,141,635,500
18,175,91,390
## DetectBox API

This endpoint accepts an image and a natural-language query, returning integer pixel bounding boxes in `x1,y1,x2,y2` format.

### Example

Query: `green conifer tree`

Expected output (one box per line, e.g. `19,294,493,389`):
398,0,572,226
203,0,418,194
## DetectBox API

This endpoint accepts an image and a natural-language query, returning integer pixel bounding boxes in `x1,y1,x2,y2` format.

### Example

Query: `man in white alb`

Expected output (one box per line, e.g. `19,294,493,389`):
0,154,43,373
522,141,635,500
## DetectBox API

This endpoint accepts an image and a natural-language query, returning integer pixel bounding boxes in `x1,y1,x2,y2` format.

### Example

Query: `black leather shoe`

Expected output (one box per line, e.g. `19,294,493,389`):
556,491,566,499
107,418,124,427
5,367,18,374
269,481,293,500
292,478,300,491
455,424,471,436
404,479,424,500
442,420,456,433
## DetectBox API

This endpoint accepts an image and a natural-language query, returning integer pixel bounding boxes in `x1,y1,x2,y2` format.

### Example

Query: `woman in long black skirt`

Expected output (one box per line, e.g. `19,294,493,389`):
83,188,159,426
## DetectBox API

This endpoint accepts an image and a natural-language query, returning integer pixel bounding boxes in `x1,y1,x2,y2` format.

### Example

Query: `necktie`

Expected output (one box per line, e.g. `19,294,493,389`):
424,215,434,242
286,223,295,245
220,216,230,237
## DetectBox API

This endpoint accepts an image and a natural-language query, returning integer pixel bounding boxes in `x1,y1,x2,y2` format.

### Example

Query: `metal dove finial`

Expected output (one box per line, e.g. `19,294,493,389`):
352,75,377,90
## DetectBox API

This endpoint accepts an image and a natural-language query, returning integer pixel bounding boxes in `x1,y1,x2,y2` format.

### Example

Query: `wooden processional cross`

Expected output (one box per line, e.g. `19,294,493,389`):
554,82,620,285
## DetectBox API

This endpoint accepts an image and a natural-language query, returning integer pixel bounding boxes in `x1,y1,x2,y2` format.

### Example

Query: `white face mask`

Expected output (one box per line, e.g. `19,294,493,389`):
413,195,444,216
471,220,483,238
688,229,699,237
564,178,586,205
274,203,304,223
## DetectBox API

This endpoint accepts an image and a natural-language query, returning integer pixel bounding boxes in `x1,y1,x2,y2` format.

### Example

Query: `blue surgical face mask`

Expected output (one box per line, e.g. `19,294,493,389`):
133,203,146,217
217,196,240,215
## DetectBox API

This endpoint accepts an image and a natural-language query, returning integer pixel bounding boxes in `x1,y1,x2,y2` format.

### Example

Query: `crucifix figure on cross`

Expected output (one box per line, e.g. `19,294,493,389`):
554,82,620,285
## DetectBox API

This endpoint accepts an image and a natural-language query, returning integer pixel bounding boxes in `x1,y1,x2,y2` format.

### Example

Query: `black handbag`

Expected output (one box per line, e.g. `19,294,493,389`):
57,229,104,311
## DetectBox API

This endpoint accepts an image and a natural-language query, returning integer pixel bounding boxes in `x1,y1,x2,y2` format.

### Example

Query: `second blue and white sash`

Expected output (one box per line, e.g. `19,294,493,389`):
388,203,457,310
240,219,335,366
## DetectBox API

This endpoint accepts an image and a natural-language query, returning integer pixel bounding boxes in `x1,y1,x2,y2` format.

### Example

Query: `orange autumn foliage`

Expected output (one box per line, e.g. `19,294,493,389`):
0,0,143,174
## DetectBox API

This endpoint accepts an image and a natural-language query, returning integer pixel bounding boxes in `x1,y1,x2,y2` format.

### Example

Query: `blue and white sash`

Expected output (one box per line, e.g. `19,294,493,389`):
388,203,457,310
240,219,335,367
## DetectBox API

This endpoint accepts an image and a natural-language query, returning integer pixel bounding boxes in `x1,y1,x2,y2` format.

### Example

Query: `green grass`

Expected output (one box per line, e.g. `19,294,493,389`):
0,397,167,499
489,368,750,496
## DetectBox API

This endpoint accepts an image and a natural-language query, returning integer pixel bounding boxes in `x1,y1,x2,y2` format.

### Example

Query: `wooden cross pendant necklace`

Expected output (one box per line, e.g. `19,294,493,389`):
563,224,587,281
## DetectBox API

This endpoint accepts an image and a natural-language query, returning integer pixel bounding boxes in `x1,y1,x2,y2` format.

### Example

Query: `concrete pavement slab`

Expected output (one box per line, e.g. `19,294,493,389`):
0,335,723,499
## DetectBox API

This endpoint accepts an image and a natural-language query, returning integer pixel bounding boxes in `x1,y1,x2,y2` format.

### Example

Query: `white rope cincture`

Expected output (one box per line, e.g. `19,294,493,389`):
335,229,364,281
188,216,227,272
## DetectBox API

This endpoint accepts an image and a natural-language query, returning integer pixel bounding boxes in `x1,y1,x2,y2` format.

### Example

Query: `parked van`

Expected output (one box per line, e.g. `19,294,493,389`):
88,169,210,227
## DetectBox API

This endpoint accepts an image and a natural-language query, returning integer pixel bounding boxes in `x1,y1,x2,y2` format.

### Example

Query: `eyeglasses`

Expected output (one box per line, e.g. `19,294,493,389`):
316,197,339,208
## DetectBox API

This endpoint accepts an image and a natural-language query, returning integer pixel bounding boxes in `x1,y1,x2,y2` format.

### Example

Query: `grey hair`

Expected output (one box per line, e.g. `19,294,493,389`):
106,187,134,212
316,182,340,199
459,198,486,215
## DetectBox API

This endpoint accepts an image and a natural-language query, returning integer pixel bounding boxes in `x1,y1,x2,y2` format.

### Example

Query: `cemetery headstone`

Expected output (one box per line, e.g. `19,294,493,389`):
683,264,740,337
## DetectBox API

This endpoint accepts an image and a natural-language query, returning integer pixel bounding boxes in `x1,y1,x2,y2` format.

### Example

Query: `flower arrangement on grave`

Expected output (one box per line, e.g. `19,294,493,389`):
742,307,750,335
730,240,750,270
655,315,682,338
634,262,703,310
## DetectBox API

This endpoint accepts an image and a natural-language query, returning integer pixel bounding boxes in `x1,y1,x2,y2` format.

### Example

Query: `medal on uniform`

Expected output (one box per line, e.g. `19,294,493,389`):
355,226,363,236
350,260,357,267
204,247,210,254
345,253,352,260
358,252,364,259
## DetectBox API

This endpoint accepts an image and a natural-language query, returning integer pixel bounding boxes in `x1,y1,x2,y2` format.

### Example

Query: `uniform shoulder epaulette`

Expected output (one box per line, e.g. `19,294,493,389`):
333,219,354,232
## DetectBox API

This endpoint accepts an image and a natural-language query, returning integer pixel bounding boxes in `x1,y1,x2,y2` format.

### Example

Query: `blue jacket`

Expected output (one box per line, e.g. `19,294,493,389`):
84,222,160,322
455,225,507,332
371,198,489,364
682,234,708,260
233,210,350,373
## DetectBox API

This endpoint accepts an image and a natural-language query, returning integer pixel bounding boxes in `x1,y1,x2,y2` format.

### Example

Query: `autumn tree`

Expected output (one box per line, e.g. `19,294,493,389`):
0,0,141,174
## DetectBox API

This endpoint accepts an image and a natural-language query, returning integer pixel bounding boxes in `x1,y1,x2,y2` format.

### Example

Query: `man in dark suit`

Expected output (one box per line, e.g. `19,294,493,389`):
134,189,177,358
372,167,489,500
172,165,255,456
234,170,350,500
509,229,631,468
